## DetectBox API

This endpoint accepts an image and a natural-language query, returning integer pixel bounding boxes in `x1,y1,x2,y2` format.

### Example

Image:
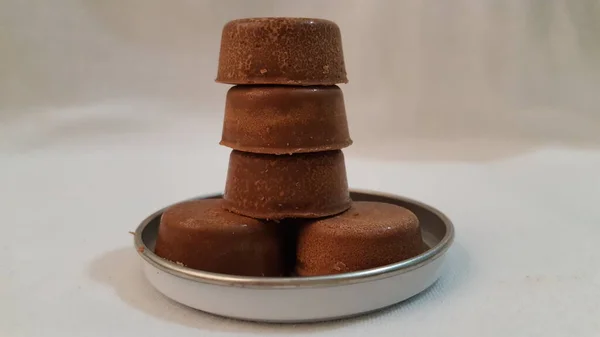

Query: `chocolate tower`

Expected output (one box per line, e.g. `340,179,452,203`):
217,18,353,220
154,17,425,277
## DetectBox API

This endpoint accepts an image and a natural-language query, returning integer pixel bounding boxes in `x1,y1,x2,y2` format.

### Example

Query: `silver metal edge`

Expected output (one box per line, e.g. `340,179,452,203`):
133,189,455,289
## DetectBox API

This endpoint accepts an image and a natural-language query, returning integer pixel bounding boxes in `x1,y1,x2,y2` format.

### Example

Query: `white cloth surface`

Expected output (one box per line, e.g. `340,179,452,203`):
2,103,600,336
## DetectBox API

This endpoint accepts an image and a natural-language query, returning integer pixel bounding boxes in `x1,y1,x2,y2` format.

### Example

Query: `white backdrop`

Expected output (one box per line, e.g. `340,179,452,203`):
2,1,600,336
3,0,600,159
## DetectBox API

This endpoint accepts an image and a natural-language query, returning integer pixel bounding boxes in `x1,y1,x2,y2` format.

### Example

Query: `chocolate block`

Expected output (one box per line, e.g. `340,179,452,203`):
223,150,351,219
220,85,352,154
296,202,424,276
154,198,286,276
216,17,348,85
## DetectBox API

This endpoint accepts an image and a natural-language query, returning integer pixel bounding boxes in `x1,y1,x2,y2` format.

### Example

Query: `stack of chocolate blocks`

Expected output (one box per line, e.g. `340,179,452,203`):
217,18,353,220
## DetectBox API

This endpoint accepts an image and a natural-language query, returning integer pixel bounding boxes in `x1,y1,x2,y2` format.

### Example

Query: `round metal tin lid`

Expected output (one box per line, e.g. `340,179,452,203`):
134,189,455,289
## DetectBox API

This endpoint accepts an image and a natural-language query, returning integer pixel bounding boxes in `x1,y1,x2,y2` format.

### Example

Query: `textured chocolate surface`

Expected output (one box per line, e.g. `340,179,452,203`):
223,150,351,219
296,201,424,276
154,198,286,276
220,85,352,154
216,17,348,85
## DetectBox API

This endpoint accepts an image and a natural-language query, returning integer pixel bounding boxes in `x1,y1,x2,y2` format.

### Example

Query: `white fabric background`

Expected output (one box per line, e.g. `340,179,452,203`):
2,0,600,336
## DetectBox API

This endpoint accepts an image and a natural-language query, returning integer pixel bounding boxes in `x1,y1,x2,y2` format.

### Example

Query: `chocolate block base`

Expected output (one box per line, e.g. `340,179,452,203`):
296,201,424,276
154,199,286,276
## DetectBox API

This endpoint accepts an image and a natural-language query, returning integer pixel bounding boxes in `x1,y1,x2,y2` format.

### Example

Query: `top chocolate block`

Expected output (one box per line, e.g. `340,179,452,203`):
216,17,348,85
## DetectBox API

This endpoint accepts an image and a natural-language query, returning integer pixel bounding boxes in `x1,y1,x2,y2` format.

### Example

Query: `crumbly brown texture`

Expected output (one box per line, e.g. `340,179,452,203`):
223,150,351,219
220,85,352,154
216,17,348,85
296,201,424,276
154,198,287,276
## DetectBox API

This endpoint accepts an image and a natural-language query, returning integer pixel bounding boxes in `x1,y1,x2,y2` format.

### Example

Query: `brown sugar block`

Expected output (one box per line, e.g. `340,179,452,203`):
216,17,348,85
154,198,287,277
223,150,351,219
296,201,424,276
220,85,352,154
